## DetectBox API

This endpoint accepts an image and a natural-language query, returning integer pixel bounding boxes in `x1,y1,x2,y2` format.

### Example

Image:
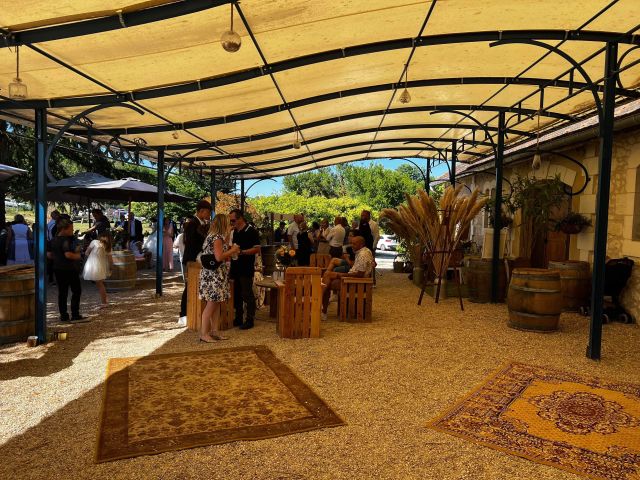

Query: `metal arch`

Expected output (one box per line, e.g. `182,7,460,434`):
404,140,447,161
616,45,640,89
522,148,591,196
3,31,640,109
157,124,525,152
164,145,225,180
490,39,604,123
385,157,429,190
431,109,498,157
44,103,145,181
244,177,278,197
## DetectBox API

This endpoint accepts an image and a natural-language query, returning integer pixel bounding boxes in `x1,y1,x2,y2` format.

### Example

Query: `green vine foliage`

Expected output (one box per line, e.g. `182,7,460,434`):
506,174,566,231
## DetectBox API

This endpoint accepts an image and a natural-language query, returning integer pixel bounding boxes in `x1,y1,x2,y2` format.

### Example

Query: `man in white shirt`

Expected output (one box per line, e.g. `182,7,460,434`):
326,216,345,258
321,236,374,319
287,214,302,249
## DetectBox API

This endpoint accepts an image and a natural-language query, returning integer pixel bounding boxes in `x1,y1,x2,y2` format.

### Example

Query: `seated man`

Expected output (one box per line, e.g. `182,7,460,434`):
321,236,374,320
323,231,357,279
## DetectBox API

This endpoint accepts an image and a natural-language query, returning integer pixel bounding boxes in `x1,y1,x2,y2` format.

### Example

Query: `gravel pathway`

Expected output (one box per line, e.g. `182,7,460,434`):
1,268,639,480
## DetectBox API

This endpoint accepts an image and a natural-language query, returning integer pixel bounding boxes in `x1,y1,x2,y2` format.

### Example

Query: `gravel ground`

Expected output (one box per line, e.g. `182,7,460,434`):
1,267,640,480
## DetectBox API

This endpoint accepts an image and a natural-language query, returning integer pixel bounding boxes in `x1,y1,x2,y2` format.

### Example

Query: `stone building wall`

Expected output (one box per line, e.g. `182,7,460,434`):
463,126,640,319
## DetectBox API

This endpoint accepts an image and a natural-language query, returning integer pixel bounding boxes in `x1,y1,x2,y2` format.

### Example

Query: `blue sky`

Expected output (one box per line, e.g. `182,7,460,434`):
244,157,451,197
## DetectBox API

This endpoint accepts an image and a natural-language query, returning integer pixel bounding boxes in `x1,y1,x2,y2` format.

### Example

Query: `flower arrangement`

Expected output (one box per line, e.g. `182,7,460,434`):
276,246,296,266
111,226,126,250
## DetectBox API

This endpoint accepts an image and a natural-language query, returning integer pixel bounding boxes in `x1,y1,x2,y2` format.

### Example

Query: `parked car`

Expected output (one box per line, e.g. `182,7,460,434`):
376,234,398,251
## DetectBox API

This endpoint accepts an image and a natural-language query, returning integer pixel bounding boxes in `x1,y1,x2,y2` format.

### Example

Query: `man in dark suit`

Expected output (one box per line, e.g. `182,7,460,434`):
123,212,143,245
179,199,212,323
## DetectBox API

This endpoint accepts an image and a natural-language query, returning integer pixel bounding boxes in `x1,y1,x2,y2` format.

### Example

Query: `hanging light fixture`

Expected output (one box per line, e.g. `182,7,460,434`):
8,45,28,100
171,129,180,140
398,64,411,104
221,3,241,53
292,129,301,149
531,109,542,171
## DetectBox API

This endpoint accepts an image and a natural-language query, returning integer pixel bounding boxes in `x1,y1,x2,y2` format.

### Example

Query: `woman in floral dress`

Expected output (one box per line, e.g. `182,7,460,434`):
198,214,240,343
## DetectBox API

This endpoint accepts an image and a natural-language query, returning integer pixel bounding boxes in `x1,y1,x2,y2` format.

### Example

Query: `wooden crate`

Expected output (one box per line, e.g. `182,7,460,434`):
339,277,373,323
186,262,235,332
278,267,321,339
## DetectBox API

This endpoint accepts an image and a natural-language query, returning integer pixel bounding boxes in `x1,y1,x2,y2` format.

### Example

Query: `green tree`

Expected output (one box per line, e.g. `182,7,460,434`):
282,167,341,197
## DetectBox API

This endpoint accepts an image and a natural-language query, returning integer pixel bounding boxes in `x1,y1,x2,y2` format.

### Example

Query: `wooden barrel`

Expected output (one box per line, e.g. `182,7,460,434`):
507,268,562,332
548,260,590,311
105,250,136,292
261,245,276,276
0,266,35,344
467,259,507,303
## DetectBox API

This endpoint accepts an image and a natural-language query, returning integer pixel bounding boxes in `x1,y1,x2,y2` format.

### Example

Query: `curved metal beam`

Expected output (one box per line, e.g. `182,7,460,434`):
616,45,640,89
185,140,480,169
431,110,498,157
44,103,145,181
196,147,466,176
490,39,604,122
244,178,278,197
3,30,639,109
2,1,231,47
64,104,572,139
173,135,491,162
522,149,591,196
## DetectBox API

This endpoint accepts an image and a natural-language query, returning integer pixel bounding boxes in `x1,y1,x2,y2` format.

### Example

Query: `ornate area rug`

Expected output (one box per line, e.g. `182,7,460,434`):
428,363,640,480
96,346,344,462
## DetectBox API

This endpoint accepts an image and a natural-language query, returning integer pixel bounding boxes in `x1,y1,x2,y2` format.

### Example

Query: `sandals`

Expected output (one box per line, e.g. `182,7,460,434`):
211,333,229,341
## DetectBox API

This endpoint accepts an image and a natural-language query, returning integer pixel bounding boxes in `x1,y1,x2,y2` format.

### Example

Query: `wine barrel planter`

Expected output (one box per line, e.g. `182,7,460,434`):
507,268,562,332
262,245,276,276
467,258,507,303
0,266,35,344
547,260,591,312
105,250,136,292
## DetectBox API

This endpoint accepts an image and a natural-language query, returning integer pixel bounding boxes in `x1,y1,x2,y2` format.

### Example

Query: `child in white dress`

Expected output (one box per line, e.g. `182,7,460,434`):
83,232,112,308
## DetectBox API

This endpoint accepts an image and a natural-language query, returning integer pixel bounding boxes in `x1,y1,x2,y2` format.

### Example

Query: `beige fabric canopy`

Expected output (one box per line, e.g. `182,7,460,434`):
1,0,640,177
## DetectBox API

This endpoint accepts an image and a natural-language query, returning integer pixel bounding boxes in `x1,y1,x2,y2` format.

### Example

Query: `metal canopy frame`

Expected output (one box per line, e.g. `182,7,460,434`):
2,2,636,360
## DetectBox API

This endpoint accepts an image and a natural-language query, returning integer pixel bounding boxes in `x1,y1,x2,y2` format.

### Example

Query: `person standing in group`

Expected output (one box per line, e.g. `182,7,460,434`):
123,212,143,249
296,221,313,266
198,214,240,343
229,209,261,330
173,230,186,281
287,214,302,250
178,200,212,324
49,218,86,322
6,214,33,265
162,217,174,272
274,221,287,243
83,209,110,240
360,209,379,284
83,231,112,308
326,216,345,259
46,210,60,283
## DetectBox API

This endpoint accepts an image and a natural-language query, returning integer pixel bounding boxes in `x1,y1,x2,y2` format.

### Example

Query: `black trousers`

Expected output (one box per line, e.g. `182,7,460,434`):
180,282,188,317
329,246,343,258
54,269,81,318
233,275,256,325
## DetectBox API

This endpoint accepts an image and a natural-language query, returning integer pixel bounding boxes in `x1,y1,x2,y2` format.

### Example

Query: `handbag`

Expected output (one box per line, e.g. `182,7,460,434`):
199,253,222,271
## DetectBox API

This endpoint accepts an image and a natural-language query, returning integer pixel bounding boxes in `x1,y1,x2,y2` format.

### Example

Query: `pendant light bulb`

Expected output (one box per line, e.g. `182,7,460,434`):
172,129,179,140
292,130,301,149
8,46,27,100
221,4,241,53
398,88,411,104
398,64,411,104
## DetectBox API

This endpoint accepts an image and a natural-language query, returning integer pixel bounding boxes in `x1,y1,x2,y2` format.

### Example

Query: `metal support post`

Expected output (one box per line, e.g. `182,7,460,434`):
491,112,505,303
155,148,165,296
240,178,245,212
210,168,217,218
450,140,457,186
588,42,618,360
425,159,431,194
34,108,48,343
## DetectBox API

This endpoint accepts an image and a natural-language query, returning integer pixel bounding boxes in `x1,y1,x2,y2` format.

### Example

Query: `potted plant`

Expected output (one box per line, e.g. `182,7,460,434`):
554,212,592,234
505,174,566,262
